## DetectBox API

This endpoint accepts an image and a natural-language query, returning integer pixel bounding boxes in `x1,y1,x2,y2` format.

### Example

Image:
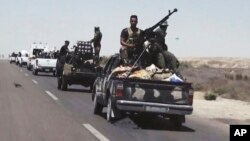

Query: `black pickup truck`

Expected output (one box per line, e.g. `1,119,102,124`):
57,41,97,91
92,54,194,126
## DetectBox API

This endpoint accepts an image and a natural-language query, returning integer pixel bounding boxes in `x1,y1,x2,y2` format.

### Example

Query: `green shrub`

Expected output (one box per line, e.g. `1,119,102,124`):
204,92,217,100
244,75,248,80
236,73,243,80
224,73,234,80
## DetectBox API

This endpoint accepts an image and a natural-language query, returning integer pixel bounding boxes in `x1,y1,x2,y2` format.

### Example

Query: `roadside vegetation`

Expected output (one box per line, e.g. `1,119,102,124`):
180,61,250,102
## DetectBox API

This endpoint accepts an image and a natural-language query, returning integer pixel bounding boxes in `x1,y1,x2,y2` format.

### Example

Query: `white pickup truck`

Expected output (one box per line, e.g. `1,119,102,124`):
16,50,29,67
9,53,17,64
32,53,57,76
27,42,49,71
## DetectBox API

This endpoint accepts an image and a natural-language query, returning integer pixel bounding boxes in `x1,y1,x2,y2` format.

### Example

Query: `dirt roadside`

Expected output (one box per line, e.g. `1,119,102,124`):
192,91,250,124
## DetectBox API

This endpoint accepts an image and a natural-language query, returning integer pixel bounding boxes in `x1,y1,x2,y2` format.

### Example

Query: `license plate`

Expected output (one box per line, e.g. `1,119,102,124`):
45,69,50,72
145,106,168,113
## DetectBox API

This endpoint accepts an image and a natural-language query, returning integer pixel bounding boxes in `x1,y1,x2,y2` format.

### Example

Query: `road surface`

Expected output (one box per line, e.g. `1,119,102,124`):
0,60,229,141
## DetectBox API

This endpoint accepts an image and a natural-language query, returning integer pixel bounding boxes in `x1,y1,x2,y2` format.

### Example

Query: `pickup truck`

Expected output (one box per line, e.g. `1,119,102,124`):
32,53,57,76
92,54,193,126
57,41,97,91
9,53,17,64
16,50,29,67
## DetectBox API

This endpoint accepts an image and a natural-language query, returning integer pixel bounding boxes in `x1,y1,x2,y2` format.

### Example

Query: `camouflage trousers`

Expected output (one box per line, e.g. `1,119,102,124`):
155,50,179,73
94,46,101,66
120,46,137,65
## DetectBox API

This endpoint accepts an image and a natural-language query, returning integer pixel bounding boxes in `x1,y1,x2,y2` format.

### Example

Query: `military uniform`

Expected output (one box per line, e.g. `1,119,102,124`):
152,26,180,73
120,27,144,65
91,27,102,65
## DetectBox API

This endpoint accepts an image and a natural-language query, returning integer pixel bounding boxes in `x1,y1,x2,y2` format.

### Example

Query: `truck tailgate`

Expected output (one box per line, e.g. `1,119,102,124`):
122,79,192,105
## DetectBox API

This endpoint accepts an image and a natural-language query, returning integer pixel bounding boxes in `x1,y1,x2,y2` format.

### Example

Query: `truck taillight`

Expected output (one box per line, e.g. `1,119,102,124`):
189,89,194,105
115,84,123,97
36,60,38,66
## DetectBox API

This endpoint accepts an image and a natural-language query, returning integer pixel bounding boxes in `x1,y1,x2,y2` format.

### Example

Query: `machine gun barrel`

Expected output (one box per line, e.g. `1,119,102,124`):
144,8,178,39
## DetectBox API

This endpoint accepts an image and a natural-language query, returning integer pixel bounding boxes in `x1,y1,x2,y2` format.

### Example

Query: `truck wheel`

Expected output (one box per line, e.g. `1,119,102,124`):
93,92,103,115
106,96,120,122
34,70,38,75
57,77,62,89
53,71,56,77
106,97,114,122
61,75,68,91
33,69,38,75
170,115,185,128
90,85,93,92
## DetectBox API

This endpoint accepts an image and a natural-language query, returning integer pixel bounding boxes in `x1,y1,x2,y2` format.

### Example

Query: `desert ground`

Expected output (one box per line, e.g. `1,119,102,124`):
180,57,250,124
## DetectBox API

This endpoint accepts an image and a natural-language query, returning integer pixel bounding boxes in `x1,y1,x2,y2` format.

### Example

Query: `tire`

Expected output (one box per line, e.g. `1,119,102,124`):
27,65,31,71
57,77,62,89
32,69,37,75
61,75,68,91
90,85,93,92
34,69,38,75
106,96,113,122
106,96,120,122
93,91,103,115
53,71,56,77
170,115,185,128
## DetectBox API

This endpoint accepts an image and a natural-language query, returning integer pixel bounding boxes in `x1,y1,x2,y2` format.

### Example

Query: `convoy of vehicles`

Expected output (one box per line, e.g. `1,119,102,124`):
9,9,194,127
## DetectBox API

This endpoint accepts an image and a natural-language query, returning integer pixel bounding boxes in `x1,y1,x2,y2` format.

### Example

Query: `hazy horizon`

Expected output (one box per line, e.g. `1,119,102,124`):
1,0,250,59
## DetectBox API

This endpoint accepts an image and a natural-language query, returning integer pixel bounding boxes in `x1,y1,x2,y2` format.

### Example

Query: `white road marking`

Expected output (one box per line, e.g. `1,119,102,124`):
45,91,58,101
32,79,38,84
83,123,110,141
25,73,29,76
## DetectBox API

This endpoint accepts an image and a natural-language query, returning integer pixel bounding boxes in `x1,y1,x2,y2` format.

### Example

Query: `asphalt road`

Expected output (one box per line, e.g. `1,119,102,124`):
0,60,229,141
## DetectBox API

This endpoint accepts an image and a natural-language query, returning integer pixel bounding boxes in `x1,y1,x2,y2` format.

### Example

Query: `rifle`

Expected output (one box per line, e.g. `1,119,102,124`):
126,8,178,78
144,8,178,40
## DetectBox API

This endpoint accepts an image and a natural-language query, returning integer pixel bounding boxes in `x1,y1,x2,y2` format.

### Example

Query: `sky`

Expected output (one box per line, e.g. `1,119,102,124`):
0,0,250,59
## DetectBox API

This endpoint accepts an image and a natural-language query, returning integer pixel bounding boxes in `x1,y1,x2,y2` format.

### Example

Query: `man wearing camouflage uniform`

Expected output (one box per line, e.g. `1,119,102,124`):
153,22,180,73
120,15,145,65
90,27,102,65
